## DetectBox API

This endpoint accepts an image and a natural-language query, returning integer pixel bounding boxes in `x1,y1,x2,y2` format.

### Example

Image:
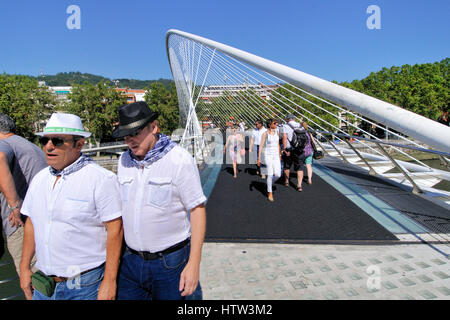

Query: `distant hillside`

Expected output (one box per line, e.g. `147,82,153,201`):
34,72,173,89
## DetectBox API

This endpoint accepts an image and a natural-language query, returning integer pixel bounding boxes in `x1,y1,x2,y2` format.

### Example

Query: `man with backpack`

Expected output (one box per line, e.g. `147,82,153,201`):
281,114,307,191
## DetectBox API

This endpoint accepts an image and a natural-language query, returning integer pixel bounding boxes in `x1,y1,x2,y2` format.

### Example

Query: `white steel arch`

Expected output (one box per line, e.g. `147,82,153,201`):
166,29,450,153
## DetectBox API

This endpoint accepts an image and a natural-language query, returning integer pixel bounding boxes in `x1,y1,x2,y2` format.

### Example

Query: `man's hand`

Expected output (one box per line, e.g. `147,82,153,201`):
8,207,22,227
97,279,117,300
20,268,34,300
179,261,199,297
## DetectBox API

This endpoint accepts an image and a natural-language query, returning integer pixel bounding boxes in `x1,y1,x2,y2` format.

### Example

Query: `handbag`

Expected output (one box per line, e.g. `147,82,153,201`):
240,148,246,156
313,149,324,160
311,139,324,160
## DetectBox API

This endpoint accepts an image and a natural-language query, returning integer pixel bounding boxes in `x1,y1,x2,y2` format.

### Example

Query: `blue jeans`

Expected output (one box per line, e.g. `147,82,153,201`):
117,244,202,300
32,264,105,300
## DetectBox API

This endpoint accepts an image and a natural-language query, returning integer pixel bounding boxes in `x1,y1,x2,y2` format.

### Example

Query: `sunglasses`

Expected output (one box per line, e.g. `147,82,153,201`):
39,136,71,147
125,125,147,138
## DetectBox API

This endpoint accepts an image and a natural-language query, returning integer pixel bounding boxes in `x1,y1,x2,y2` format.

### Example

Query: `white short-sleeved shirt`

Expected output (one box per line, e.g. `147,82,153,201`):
282,121,301,149
118,145,206,253
21,161,122,277
251,127,267,146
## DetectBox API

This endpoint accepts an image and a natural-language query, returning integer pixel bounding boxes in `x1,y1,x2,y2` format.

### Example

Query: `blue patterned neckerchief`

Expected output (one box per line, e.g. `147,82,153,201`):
49,153,94,176
121,133,177,168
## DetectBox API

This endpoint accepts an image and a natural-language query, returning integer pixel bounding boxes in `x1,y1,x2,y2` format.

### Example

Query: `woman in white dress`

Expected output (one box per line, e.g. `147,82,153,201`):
257,119,282,202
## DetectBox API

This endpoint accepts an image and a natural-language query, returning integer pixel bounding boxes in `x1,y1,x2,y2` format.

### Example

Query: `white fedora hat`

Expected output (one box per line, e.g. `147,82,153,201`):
36,113,91,138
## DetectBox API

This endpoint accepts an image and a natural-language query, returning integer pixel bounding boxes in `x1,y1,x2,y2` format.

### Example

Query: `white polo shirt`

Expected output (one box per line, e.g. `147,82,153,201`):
21,162,122,277
118,145,206,253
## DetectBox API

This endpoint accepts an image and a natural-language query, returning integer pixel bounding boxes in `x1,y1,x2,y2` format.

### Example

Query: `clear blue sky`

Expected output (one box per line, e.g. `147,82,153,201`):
0,0,448,83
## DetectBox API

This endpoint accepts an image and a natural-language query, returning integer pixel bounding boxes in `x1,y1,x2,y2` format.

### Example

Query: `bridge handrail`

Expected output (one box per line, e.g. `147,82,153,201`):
314,130,450,158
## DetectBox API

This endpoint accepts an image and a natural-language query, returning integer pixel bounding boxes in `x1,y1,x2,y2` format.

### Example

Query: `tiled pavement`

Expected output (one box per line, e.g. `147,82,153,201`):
200,242,450,300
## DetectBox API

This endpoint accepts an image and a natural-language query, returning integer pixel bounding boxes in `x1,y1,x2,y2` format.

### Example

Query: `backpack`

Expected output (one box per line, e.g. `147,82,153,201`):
288,124,308,153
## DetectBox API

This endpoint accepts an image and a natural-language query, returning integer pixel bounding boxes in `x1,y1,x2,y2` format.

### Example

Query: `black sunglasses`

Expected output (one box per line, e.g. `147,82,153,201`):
39,136,70,147
125,125,147,138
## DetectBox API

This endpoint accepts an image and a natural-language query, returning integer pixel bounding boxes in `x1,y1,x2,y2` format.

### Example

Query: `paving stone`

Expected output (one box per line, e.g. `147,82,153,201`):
292,258,304,264
400,253,414,259
241,265,253,272
336,263,349,270
302,267,314,275
417,275,434,283
415,262,431,269
343,288,359,297
290,280,307,290
384,267,398,275
433,271,450,279
435,287,450,296
273,284,287,293
325,254,337,260
265,272,277,280
323,291,340,300
368,258,382,265
431,259,446,266
312,278,326,287
400,264,415,272
319,265,332,272
331,275,345,284
348,273,363,281
247,275,259,283
399,278,416,287
382,281,398,290
419,290,437,300
232,291,245,299
283,270,296,278
384,256,398,262
253,288,266,297
275,260,287,267
353,260,366,267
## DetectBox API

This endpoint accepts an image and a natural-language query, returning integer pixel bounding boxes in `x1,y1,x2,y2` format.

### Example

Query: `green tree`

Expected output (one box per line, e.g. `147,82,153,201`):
144,82,180,135
0,74,57,140
62,81,126,143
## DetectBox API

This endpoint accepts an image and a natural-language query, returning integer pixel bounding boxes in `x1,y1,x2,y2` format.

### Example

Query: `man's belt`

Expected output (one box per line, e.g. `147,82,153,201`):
127,238,190,261
49,263,105,283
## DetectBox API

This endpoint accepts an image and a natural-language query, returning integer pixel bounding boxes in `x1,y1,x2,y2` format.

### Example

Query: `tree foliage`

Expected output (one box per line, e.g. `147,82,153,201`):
340,58,449,120
61,81,127,143
144,82,180,135
0,74,56,140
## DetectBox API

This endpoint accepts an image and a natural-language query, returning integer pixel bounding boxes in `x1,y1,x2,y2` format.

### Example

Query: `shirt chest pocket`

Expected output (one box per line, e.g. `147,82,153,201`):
63,198,93,223
146,177,172,209
118,176,134,202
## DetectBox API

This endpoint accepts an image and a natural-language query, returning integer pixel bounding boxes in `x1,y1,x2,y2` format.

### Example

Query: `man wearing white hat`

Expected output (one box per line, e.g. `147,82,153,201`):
19,113,123,300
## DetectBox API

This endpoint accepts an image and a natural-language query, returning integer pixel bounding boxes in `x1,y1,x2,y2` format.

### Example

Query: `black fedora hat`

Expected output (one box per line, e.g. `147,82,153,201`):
112,101,159,139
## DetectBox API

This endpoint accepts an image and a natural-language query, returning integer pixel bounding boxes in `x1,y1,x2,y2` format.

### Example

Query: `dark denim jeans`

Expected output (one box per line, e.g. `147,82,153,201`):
32,264,104,300
117,243,202,300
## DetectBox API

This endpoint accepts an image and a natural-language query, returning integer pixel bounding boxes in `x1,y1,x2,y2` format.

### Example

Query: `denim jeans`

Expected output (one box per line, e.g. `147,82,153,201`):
117,243,202,300
32,264,105,300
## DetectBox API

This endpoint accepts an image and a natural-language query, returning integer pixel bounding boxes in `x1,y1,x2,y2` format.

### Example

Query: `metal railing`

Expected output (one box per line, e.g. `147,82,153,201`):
313,130,450,197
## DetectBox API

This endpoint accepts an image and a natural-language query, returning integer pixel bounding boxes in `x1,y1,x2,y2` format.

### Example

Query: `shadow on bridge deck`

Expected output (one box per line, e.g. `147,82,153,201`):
204,162,398,244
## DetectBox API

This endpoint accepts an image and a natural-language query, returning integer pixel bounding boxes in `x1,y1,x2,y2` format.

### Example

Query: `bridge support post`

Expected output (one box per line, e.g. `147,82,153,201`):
375,142,423,195
344,139,377,175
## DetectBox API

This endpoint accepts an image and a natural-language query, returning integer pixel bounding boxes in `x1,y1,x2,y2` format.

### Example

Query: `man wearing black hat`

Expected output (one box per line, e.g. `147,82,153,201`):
113,101,206,300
